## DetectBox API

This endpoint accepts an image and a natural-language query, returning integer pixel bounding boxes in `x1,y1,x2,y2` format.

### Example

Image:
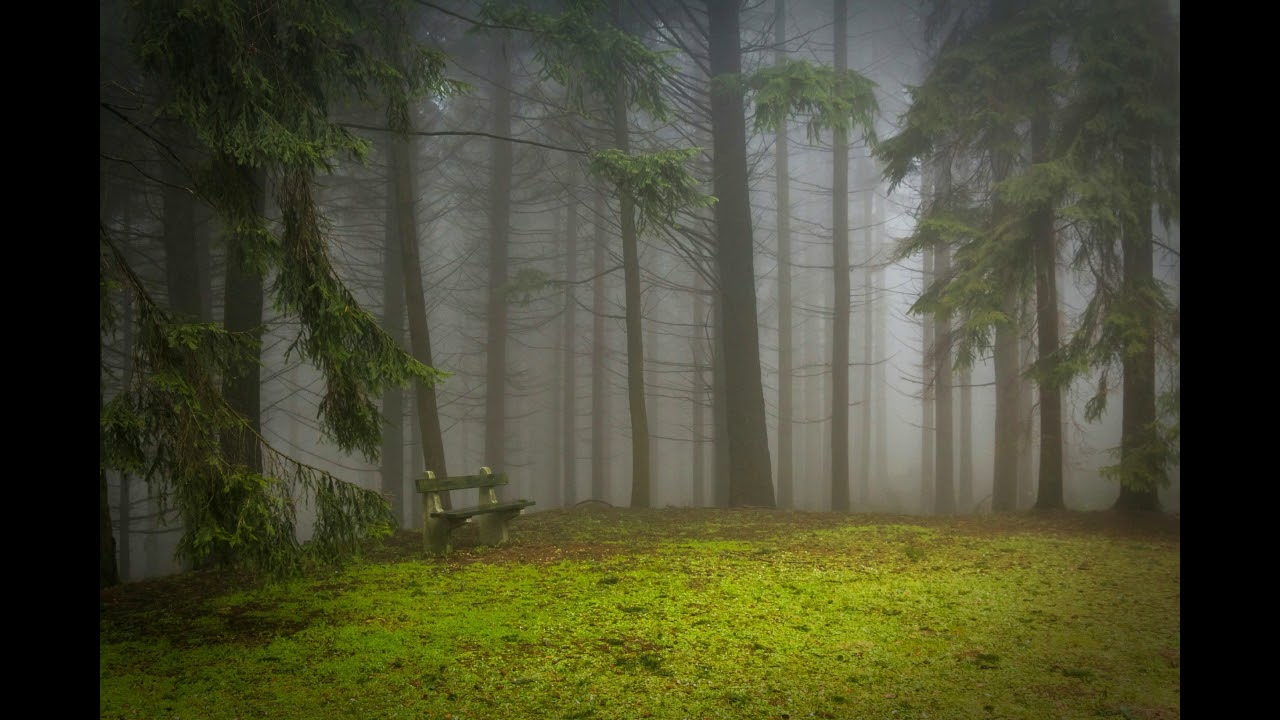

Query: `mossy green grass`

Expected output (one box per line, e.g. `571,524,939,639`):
101,507,1179,719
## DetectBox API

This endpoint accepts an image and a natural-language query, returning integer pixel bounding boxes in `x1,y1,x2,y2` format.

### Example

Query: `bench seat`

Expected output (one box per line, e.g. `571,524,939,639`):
432,499,536,520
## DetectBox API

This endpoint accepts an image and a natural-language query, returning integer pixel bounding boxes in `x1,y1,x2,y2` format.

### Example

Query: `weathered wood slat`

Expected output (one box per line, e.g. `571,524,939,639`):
415,471,509,493
432,500,535,519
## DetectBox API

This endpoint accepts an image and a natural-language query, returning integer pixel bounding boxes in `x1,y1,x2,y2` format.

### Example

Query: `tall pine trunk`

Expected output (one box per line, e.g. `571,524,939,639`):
992,292,1020,512
830,0,851,512
774,0,795,509
216,166,265,568
485,38,513,496
1114,140,1159,512
117,292,136,580
392,129,450,509
859,153,874,507
612,1,651,508
933,237,955,515
561,166,581,507
988,135,1019,513
1030,78,1064,510
959,364,973,510
381,157,406,524
222,167,266,475
874,262,889,501
100,383,118,590
1017,328,1036,509
712,290,731,507
920,250,935,514
708,0,775,507
692,276,707,506
591,190,611,501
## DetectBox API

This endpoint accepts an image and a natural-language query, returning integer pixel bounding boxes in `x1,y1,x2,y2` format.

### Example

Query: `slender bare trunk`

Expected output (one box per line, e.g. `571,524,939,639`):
933,238,955,515
830,0,851,512
1018,326,1036,508
485,38,513,493
959,364,973,510
393,129,450,507
1030,103,1064,510
382,158,407,524
774,0,794,509
692,276,707,506
591,191,610,501
100,386,118,591
561,170,580,507
992,292,1021,512
859,153,874,507
712,291,730,507
612,3,651,508
920,249,935,514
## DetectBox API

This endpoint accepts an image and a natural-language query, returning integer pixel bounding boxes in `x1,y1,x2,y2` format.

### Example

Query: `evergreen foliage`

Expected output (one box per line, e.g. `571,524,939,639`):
877,0,1179,498
101,0,727,582
1051,0,1180,495
589,147,716,233
478,0,675,121
102,0,461,578
101,225,395,575
747,59,880,144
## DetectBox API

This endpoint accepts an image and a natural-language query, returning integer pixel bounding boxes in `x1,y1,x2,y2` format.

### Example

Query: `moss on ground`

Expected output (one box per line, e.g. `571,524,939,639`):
101,507,1180,720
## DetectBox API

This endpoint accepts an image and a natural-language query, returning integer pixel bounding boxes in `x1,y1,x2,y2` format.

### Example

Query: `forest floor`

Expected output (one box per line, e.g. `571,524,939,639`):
101,506,1180,720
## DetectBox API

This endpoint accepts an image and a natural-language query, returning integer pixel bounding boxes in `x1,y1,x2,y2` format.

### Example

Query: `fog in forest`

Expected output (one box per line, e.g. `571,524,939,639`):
100,0,1180,582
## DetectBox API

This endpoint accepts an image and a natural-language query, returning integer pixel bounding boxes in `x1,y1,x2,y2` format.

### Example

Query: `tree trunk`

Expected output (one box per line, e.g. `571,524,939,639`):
1058,260,1073,504
222,167,265,476
408,395,424,529
874,262,889,499
830,0,851,513
708,0,775,507
381,158,406,525
100,164,121,590
859,152,874,507
692,276,707,506
485,37,513,495
933,238,955,515
989,135,1019,513
712,290,730,507
1017,328,1036,509
611,3,651,508
1030,85,1064,510
959,364,973,510
117,292,135,580
646,300,660,500
920,250,935,514
163,152,203,321
591,190,611,502
807,258,831,507
561,167,580,507
774,0,795,510
393,128,451,510
1114,139,1160,512
100,385,119,591
217,167,265,568
992,291,1020,512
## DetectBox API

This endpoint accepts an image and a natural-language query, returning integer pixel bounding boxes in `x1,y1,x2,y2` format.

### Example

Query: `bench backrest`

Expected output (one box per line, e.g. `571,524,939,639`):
415,467,508,494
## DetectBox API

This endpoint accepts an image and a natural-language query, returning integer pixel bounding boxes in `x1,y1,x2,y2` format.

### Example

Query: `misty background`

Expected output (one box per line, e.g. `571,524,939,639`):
99,0,1180,582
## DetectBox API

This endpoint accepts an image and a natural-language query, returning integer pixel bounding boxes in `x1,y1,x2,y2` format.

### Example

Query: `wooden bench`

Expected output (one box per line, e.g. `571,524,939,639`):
414,467,535,555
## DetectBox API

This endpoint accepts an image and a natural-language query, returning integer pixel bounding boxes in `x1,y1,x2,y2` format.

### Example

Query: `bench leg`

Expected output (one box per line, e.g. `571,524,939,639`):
425,516,453,555
475,510,519,546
